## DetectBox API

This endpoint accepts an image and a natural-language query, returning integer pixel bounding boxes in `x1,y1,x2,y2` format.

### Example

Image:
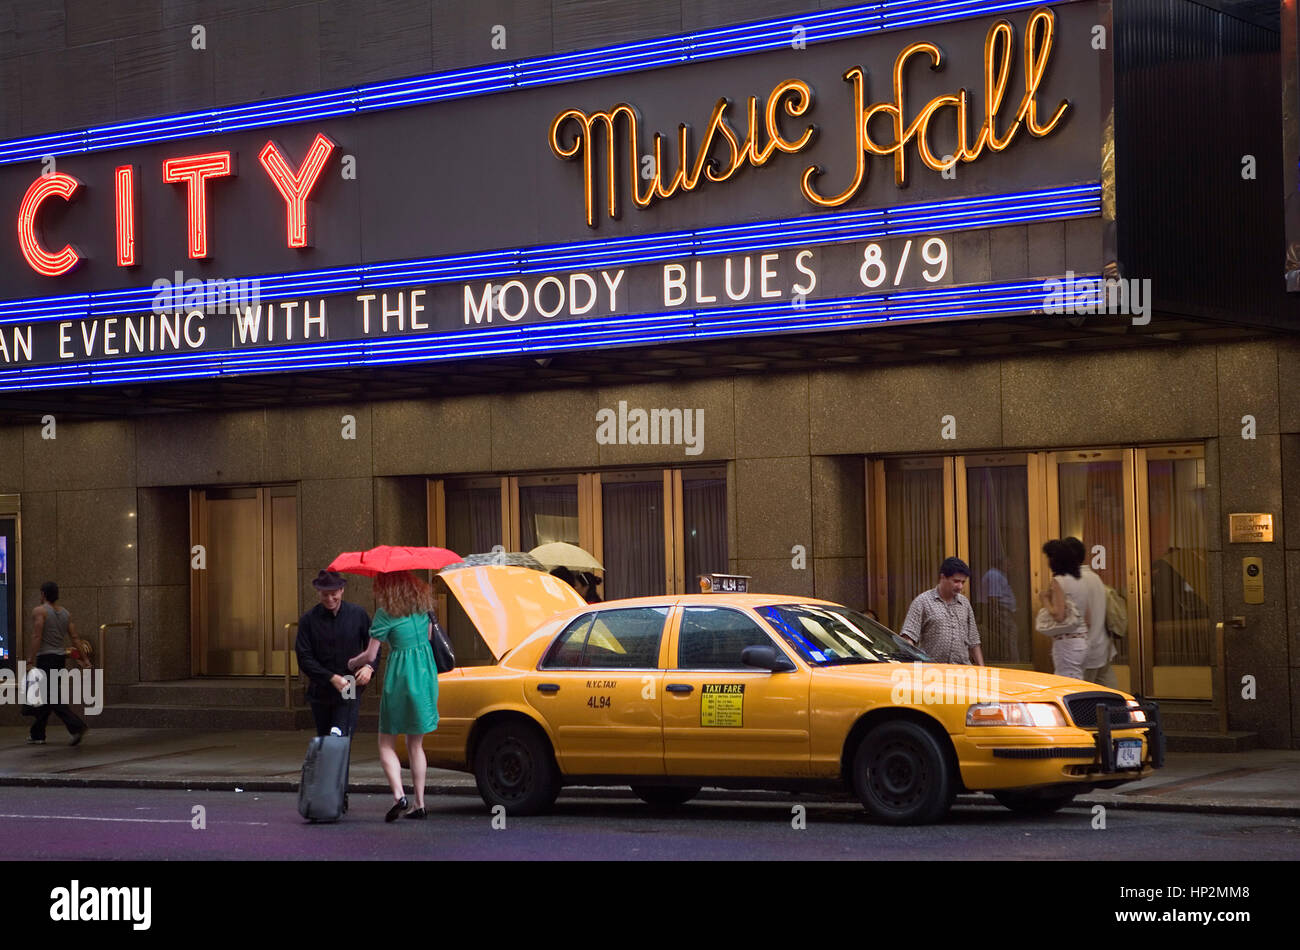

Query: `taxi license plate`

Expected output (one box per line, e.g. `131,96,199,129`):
1115,739,1142,769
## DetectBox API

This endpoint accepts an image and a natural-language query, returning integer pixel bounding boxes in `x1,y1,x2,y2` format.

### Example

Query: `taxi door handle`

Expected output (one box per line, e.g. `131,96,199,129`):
666,684,694,694
536,683,560,694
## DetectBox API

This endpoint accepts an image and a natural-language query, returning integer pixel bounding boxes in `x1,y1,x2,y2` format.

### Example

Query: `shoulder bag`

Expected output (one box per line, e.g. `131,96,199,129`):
427,611,456,674
1035,590,1086,638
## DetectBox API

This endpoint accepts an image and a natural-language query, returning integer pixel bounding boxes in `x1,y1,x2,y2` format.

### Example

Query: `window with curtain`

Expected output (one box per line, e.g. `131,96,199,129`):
520,484,579,549
1057,460,1128,663
443,482,504,666
885,464,945,632
683,476,727,586
1147,458,1210,666
445,486,502,556
602,480,664,600
966,464,1032,664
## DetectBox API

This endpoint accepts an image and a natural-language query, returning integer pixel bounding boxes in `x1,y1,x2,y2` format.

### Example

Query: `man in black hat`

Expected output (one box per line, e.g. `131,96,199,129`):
295,570,376,739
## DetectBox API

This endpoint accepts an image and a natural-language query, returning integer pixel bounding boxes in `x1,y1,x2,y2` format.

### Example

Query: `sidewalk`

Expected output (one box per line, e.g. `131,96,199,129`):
1,726,1297,815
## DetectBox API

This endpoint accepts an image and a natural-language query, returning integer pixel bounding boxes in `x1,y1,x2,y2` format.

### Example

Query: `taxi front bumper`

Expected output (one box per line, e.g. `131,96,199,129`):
952,699,1165,792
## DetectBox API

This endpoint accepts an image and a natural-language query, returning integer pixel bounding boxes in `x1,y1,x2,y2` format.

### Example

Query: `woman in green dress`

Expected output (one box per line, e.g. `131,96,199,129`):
349,570,439,821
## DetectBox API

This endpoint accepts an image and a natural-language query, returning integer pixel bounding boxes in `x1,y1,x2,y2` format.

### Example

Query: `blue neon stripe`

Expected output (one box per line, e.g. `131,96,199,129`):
0,0,1077,166
0,275,1099,393
0,184,1099,327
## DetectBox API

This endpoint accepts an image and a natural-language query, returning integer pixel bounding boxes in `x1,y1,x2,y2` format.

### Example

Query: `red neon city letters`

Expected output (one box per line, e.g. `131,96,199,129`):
16,134,339,275
18,172,83,277
161,151,233,259
259,134,335,248
115,165,136,267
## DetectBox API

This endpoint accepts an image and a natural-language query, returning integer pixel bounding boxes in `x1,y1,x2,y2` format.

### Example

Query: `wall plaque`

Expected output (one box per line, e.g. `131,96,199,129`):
1229,513,1274,543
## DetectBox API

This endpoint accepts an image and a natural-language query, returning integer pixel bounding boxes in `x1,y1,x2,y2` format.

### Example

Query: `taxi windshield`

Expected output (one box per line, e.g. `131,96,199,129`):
757,604,930,666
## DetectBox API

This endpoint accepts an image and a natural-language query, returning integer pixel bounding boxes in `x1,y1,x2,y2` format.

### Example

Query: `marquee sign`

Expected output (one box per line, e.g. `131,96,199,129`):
550,8,1068,224
0,1,1108,390
16,135,336,276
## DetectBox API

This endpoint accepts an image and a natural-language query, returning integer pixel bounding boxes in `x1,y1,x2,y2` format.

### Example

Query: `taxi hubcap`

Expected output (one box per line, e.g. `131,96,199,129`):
872,741,926,805
490,739,530,798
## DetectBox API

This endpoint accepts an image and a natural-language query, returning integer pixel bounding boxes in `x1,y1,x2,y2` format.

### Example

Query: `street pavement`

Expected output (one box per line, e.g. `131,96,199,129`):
1,725,1297,817
1,785,1298,860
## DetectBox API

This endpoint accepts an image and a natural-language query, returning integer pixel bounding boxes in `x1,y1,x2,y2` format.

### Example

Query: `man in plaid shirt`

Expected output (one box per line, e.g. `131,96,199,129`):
899,557,985,666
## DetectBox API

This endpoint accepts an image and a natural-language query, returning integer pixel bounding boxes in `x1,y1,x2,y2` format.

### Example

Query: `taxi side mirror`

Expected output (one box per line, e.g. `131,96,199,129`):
741,645,797,672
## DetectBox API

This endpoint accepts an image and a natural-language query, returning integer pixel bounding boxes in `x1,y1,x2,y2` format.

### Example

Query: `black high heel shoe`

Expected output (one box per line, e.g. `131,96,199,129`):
385,796,408,822
403,806,427,820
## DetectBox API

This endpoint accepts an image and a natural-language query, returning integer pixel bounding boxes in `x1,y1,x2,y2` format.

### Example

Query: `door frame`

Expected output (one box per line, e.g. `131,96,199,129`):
190,484,299,676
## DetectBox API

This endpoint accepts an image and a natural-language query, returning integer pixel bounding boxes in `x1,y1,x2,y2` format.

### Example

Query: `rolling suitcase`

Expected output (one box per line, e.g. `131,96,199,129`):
298,733,350,822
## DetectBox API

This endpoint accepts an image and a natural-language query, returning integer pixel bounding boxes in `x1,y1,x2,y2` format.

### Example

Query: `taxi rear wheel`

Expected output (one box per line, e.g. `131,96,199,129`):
473,721,560,816
852,720,955,825
631,785,700,808
992,790,1077,815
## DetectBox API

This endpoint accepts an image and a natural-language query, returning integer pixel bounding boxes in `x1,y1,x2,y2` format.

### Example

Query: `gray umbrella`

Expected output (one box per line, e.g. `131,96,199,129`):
439,551,547,572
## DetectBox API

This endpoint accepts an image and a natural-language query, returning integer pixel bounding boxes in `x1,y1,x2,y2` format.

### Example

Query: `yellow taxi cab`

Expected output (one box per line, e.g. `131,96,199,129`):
420,565,1164,824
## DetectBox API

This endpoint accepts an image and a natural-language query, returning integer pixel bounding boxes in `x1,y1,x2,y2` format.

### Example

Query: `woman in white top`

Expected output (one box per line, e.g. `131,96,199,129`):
1039,540,1090,679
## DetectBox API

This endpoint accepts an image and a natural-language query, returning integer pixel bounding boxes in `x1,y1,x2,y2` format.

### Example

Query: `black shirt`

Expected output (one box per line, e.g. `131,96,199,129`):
295,601,375,705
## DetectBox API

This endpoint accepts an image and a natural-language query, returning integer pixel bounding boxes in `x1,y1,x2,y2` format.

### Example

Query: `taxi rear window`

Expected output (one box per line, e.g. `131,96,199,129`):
540,607,668,669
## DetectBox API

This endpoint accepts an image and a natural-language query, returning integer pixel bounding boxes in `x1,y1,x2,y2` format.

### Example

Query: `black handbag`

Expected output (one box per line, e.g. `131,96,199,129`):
427,611,455,674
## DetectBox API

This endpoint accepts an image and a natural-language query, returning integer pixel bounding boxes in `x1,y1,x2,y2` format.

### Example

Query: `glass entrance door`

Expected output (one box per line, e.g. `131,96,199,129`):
872,455,1036,667
600,470,667,600
870,445,1213,699
1139,446,1212,698
961,455,1035,668
1047,446,1210,699
878,457,949,632
192,486,299,676
1049,448,1136,688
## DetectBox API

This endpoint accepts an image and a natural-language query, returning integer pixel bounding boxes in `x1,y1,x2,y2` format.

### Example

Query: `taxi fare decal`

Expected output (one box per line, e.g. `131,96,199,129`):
701,683,745,728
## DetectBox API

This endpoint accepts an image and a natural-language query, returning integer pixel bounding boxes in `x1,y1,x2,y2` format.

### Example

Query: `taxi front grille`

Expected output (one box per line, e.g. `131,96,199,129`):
1065,692,1133,728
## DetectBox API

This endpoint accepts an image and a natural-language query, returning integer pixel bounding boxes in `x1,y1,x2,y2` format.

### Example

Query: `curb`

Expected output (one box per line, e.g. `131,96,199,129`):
1069,796,1300,818
2,776,1297,816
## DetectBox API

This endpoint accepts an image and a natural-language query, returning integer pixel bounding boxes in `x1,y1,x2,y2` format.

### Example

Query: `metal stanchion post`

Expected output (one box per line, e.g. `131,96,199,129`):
284,622,298,709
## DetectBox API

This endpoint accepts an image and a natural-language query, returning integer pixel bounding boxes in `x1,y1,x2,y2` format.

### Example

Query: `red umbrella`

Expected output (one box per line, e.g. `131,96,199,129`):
328,545,461,576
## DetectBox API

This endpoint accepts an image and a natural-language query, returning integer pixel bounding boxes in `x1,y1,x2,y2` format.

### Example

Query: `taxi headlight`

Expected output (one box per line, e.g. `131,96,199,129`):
1126,700,1147,722
966,702,1067,727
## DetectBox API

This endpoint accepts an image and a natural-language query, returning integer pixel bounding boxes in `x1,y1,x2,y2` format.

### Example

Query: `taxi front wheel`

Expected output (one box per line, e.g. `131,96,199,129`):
473,722,561,816
852,720,955,825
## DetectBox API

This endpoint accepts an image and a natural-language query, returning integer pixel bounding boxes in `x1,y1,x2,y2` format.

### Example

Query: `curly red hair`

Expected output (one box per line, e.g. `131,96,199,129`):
372,571,434,617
